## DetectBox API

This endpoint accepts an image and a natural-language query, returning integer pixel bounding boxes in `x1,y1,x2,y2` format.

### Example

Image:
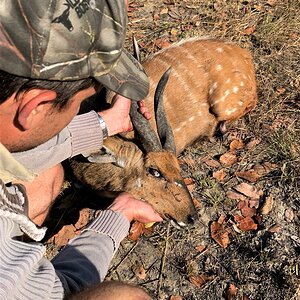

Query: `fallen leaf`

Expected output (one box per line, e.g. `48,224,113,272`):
224,283,237,300
170,296,182,300
195,245,207,253
159,7,169,15
144,222,156,228
285,209,294,221
259,195,274,215
276,87,286,94
202,158,221,168
219,152,237,166
187,183,197,192
50,224,76,246
241,205,257,218
235,169,261,183
213,169,227,182
189,273,214,288
128,221,145,241
218,214,227,224
154,38,171,49
153,13,160,20
267,0,277,6
184,177,194,185
74,208,90,230
237,199,247,209
132,262,147,279
248,199,260,208
253,162,278,175
230,139,244,151
233,182,263,199
234,215,258,231
246,138,261,149
179,157,196,169
184,177,196,192
268,224,281,233
237,199,257,216
210,221,230,248
241,25,256,35
226,191,247,201
193,198,202,208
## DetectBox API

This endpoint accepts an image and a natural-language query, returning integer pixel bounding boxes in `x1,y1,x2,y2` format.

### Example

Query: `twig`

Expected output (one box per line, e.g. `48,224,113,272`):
107,241,139,276
157,222,171,298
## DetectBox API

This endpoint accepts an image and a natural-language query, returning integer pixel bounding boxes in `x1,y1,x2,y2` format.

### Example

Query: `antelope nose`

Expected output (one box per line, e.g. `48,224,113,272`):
187,212,199,225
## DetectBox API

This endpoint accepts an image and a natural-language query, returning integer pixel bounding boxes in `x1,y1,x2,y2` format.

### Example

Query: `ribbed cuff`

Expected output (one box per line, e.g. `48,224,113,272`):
68,111,103,157
83,211,130,252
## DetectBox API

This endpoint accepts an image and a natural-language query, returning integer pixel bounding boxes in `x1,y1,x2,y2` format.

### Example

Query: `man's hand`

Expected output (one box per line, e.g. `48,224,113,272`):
98,94,151,137
108,192,163,223
138,100,151,120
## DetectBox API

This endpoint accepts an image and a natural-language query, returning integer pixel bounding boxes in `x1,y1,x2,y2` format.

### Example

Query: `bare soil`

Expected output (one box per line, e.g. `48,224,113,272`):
45,1,300,299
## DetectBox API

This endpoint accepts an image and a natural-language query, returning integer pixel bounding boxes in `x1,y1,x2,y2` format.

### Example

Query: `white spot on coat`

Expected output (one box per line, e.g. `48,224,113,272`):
233,86,239,93
209,82,218,95
216,64,222,71
225,108,237,116
189,116,195,122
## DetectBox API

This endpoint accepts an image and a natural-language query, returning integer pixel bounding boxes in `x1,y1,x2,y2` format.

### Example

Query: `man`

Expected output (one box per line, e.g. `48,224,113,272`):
0,1,162,299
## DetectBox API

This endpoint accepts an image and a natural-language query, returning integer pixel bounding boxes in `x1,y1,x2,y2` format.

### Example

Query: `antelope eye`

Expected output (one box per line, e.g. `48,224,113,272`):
148,167,162,178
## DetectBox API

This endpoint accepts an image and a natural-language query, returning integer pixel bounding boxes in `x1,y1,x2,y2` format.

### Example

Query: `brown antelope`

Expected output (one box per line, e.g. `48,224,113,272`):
70,38,257,227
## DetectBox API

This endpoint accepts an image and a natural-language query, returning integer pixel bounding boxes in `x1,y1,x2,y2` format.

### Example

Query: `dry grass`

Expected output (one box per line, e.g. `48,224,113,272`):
46,1,300,299
111,1,300,299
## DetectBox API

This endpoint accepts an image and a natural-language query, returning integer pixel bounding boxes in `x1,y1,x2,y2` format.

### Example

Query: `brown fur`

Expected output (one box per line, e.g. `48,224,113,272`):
70,38,257,225
121,38,257,154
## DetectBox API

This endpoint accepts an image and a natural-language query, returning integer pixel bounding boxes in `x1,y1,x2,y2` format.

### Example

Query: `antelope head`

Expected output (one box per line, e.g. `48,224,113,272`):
127,68,198,226
70,69,198,227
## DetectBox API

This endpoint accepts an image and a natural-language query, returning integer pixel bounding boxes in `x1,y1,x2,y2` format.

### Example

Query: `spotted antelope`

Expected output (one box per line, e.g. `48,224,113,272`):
70,38,257,227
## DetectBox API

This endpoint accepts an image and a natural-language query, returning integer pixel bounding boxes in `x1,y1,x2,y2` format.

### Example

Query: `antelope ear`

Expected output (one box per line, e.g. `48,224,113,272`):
109,137,143,168
86,145,131,168
87,149,117,164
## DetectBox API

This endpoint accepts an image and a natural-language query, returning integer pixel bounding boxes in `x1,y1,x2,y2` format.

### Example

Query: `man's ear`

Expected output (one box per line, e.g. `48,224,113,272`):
17,89,57,130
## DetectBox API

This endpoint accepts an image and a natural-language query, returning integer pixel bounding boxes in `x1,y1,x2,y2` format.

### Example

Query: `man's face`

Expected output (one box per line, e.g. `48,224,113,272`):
12,87,96,152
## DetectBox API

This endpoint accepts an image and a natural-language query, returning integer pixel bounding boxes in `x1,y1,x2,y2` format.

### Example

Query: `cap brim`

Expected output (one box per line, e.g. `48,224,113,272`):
95,49,149,101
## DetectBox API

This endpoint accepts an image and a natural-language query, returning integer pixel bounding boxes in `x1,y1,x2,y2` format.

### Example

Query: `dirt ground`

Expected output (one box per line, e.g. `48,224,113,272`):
45,1,299,299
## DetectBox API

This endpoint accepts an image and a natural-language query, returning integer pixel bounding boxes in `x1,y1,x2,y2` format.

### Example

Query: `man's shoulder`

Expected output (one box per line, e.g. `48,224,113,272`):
0,143,36,184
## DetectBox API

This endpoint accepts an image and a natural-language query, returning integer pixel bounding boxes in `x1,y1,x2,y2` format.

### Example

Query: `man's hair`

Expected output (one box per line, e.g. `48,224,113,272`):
0,70,97,110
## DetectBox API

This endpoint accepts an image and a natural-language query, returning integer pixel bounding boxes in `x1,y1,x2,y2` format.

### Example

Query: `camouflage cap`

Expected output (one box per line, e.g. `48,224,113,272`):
0,0,149,101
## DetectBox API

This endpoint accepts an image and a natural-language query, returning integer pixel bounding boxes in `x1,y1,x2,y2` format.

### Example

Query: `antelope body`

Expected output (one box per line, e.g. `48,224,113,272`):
70,38,257,226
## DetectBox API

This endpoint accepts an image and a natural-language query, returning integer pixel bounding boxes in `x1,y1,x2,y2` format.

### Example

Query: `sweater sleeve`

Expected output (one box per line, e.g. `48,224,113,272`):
0,204,130,299
52,211,130,295
11,111,103,173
